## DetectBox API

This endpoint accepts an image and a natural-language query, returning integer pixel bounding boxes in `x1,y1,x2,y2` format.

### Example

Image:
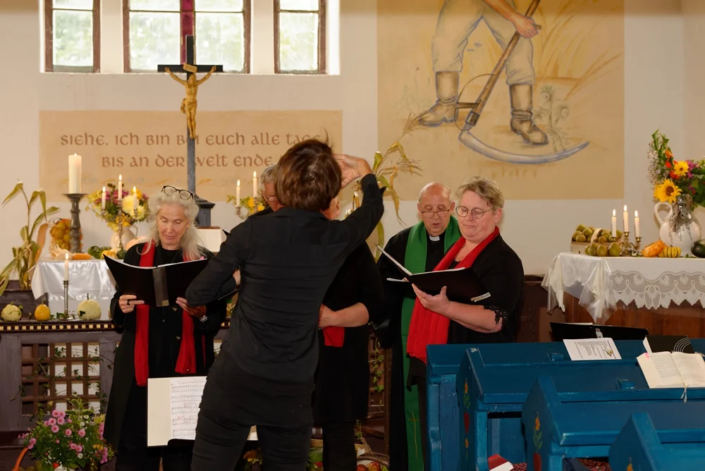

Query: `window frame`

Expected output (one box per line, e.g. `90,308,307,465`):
123,0,251,73
44,0,101,73
274,0,327,75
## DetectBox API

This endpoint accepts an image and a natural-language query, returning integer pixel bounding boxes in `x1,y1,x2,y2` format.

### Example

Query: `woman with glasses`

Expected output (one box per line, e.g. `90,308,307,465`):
104,185,227,471
404,177,524,461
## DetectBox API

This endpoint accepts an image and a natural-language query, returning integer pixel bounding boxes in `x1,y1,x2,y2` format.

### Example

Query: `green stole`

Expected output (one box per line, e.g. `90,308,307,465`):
401,217,461,470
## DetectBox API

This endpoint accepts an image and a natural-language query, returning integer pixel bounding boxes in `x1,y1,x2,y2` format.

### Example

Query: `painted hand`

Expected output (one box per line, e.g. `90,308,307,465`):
176,297,207,318
513,15,539,38
412,285,451,314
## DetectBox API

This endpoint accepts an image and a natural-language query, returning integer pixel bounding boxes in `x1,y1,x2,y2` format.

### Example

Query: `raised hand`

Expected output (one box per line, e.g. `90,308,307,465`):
335,154,373,188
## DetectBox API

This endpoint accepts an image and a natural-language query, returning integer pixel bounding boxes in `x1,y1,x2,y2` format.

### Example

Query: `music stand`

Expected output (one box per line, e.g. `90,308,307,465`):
550,322,648,341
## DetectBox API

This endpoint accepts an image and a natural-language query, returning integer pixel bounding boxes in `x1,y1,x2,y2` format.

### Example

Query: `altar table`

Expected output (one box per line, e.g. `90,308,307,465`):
31,259,115,319
544,252,705,336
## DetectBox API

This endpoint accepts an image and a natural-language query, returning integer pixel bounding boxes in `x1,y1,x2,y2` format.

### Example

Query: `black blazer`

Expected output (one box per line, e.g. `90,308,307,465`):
186,174,384,383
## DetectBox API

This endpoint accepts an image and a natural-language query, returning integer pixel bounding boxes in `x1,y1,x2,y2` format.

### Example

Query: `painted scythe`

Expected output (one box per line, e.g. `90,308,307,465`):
457,0,589,164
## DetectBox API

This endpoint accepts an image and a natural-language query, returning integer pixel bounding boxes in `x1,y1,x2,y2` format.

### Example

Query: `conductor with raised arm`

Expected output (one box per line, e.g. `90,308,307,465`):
185,140,384,470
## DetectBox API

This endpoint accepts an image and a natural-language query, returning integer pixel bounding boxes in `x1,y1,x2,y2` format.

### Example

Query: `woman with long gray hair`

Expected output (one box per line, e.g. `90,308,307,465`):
104,185,227,471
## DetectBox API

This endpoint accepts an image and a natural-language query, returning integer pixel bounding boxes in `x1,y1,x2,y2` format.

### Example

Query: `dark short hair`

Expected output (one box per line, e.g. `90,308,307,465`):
275,139,341,212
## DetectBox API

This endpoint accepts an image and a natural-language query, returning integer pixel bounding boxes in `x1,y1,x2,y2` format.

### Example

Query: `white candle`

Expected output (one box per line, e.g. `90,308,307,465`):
68,154,82,193
236,180,241,204
132,186,138,216
634,210,640,238
118,175,123,201
611,209,617,238
64,253,69,280
253,171,258,196
622,205,629,233
101,186,106,211
132,186,137,197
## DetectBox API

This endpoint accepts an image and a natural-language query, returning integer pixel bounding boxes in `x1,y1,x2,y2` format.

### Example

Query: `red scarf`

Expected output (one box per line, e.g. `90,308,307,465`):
323,327,344,347
134,242,199,386
406,227,499,363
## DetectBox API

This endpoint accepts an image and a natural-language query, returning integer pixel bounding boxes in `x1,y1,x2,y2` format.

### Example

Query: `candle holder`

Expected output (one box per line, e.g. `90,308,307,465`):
102,207,132,252
63,280,69,317
620,231,642,256
63,193,86,253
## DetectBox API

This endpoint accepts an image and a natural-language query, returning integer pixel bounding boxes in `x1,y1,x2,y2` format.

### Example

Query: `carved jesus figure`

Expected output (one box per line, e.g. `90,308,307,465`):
165,64,217,140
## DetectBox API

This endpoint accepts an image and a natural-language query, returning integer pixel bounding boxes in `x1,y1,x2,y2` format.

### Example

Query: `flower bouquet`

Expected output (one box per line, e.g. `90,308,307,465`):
86,183,150,232
226,195,267,219
19,399,113,470
649,130,705,206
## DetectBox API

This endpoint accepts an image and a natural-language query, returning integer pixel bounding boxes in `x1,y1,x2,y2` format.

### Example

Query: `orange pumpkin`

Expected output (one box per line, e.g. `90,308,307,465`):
641,240,666,258
71,253,93,260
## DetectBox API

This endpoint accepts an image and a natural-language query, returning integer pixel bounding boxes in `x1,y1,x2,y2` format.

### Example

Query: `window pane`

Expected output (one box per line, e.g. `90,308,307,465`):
53,10,93,67
53,0,93,9
129,12,180,71
196,0,243,12
129,0,179,11
280,0,319,11
196,13,245,72
279,13,318,72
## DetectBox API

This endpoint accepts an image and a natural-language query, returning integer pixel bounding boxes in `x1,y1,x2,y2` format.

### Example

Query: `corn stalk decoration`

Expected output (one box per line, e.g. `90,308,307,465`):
349,115,422,257
0,182,59,294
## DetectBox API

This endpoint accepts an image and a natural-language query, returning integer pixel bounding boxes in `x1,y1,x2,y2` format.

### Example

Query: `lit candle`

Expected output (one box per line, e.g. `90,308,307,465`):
101,186,106,211
634,210,640,238
68,154,82,193
623,205,629,233
118,175,123,201
64,252,69,281
132,186,137,197
253,171,258,196
236,180,241,204
611,209,617,238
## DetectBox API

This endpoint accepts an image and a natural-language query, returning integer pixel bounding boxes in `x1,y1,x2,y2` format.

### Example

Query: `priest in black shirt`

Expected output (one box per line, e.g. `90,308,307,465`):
186,140,384,471
376,182,460,471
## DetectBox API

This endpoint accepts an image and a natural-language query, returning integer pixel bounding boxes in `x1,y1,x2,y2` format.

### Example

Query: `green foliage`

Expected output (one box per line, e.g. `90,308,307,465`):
0,183,59,295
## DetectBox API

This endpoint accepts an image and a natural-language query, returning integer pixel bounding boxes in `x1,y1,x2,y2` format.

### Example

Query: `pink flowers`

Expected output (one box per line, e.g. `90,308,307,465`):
27,438,36,449
78,429,86,437
47,418,56,426
69,443,83,453
65,429,72,437
57,417,65,425
51,425,60,433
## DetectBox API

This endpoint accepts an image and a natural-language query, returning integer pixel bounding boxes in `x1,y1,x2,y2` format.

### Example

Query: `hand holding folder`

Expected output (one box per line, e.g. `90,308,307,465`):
375,245,490,303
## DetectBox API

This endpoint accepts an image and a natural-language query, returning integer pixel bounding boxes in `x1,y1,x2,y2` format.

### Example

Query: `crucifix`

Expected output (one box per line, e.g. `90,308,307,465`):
158,35,223,227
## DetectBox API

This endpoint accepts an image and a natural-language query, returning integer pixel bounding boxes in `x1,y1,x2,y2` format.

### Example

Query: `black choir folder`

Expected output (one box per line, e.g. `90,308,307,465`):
375,245,490,303
104,256,209,307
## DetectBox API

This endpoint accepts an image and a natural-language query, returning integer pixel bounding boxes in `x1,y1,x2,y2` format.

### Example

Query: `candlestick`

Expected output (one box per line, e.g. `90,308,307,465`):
101,186,106,211
68,154,82,193
118,174,123,201
634,210,640,238
63,280,69,317
236,180,241,204
63,193,86,253
611,209,617,238
622,205,629,232
64,252,69,280
253,171,258,196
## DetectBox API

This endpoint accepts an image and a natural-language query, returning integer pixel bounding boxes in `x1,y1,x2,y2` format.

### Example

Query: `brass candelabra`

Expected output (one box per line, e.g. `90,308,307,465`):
620,231,642,256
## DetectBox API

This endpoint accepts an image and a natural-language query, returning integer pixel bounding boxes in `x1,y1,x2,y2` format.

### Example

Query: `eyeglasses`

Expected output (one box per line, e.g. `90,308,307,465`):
162,186,194,200
420,209,451,217
456,206,493,219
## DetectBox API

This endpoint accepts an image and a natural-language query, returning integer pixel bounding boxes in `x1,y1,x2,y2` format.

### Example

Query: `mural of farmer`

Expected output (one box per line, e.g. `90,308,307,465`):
419,0,548,146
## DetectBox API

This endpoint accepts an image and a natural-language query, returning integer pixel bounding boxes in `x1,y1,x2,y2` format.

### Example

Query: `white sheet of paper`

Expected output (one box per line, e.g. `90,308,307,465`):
563,338,622,361
148,376,258,446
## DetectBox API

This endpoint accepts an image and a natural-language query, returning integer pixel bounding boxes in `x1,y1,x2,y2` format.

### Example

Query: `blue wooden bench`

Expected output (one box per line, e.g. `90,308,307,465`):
427,340,705,471
522,375,705,471
609,412,705,471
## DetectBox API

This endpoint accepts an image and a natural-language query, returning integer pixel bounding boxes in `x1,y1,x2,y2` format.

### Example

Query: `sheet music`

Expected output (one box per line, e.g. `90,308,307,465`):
170,377,206,440
563,338,622,361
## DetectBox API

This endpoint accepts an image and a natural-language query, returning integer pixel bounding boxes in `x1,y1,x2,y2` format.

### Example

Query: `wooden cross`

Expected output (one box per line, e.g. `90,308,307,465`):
158,35,223,226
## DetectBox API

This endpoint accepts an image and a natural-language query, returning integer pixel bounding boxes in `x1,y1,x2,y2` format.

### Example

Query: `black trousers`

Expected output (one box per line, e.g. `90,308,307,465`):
191,350,313,470
321,421,356,471
416,376,429,468
116,385,192,471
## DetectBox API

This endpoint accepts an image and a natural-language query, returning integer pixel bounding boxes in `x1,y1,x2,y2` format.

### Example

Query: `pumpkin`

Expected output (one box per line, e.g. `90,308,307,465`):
71,253,93,260
641,240,666,258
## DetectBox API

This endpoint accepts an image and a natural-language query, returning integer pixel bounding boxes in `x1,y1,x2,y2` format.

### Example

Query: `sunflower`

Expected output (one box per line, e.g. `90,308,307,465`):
654,179,682,203
673,160,689,177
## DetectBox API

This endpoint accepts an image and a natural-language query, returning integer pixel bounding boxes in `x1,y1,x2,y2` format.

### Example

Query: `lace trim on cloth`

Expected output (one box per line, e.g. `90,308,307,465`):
607,270,705,310
483,305,509,327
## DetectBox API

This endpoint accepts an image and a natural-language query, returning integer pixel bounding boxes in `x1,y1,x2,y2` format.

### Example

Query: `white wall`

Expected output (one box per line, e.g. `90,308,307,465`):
0,0,697,278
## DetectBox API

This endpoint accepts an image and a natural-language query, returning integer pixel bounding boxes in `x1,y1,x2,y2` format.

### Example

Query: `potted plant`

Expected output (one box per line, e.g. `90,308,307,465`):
0,182,58,316
18,398,114,471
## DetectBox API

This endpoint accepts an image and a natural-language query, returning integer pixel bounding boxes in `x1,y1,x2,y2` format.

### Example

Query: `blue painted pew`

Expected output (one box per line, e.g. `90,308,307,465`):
609,413,705,471
522,375,705,471
427,340,705,471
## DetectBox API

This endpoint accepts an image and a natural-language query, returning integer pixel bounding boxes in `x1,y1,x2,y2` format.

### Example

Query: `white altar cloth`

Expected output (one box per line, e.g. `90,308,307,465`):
543,252,705,322
31,259,116,319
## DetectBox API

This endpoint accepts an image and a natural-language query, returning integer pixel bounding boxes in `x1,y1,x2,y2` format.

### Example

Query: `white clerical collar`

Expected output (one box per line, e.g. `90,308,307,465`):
429,235,440,242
